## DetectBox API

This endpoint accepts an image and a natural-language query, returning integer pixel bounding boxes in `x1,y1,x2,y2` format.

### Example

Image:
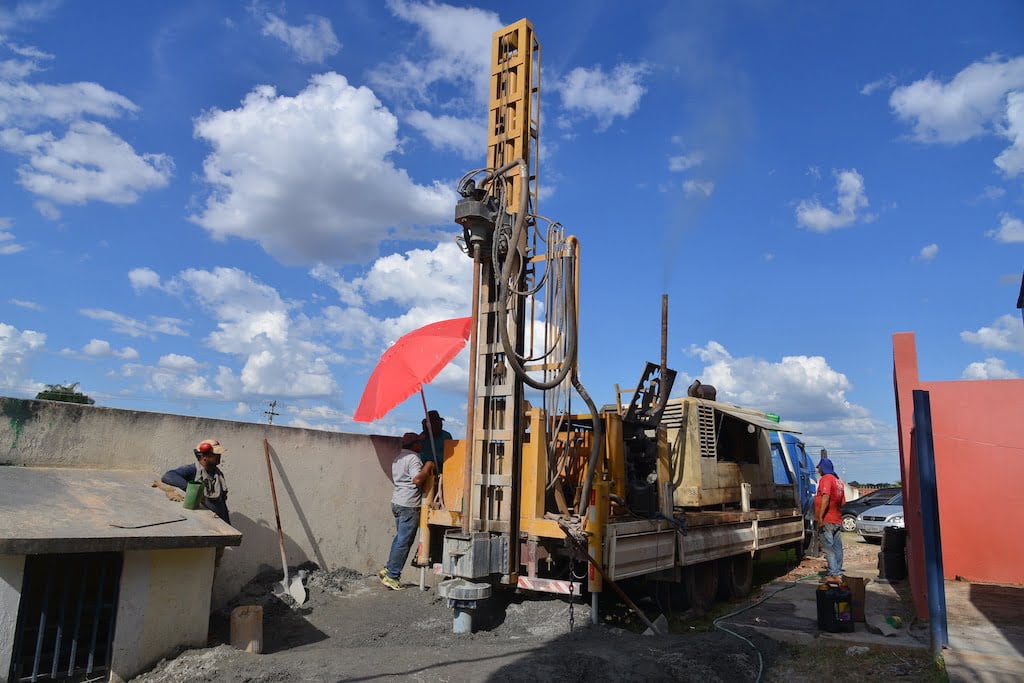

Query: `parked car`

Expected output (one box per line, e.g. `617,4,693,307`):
841,486,901,532
855,493,904,543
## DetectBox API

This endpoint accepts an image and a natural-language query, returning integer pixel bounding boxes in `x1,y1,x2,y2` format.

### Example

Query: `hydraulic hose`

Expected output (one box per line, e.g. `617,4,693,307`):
494,160,577,391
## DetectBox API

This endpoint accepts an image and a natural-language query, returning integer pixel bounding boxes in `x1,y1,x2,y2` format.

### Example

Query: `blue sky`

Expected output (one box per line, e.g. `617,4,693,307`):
1,1,1022,484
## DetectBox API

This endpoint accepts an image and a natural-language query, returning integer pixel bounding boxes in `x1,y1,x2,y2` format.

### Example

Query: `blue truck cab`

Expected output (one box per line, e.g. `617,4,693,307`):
770,431,816,550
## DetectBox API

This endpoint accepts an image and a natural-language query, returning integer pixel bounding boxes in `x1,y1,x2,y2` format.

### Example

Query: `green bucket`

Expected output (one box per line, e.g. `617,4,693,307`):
183,481,203,510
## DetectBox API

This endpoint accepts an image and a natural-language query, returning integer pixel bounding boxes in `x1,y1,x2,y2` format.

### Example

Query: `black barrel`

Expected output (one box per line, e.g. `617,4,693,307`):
878,550,907,581
881,526,907,552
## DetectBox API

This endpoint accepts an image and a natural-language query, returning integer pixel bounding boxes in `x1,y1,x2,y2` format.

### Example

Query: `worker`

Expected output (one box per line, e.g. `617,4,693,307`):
159,438,231,525
814,452,846,581
379,432,435,590
418,409,452,474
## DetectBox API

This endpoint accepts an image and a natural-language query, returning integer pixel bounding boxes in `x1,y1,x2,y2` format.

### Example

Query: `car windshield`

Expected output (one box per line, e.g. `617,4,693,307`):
886,493,903,505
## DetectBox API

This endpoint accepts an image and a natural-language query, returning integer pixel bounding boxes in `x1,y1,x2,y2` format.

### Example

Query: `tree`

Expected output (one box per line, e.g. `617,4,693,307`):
36,382,95,405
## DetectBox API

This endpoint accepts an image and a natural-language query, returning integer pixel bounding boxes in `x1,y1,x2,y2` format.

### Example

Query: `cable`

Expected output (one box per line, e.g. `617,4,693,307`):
712,571,821,683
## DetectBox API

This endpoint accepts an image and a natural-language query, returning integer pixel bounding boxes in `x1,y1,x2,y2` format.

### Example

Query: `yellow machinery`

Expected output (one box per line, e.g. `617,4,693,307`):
424,19,803,633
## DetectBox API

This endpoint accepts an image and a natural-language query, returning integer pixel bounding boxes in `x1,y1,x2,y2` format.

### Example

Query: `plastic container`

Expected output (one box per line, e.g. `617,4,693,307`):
183,480,203,510
816,582,855,632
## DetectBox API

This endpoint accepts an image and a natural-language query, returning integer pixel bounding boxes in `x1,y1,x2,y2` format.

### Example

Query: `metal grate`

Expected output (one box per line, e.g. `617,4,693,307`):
9,552,122,682
697,404,717,458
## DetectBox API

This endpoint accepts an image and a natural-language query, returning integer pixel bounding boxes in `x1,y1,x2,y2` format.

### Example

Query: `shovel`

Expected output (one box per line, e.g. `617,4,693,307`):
263,438,307,604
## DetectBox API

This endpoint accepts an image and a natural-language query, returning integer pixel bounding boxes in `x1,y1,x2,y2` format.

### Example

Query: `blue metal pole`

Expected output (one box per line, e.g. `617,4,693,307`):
912,389,948,652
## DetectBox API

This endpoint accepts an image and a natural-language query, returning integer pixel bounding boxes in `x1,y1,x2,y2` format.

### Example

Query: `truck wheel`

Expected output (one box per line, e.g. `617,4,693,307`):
842,515,857,533
719,554,754,599
685,562,719,612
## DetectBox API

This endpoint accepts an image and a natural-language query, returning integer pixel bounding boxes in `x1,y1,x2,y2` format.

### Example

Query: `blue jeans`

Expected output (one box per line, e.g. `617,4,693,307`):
386,503,420,580
820,522,844,576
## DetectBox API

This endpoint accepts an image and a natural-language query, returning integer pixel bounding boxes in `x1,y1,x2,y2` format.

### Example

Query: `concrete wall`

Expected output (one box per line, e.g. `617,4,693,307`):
110,548,214,682
0,554,24,683
893,333,1024,619
0,398,400,608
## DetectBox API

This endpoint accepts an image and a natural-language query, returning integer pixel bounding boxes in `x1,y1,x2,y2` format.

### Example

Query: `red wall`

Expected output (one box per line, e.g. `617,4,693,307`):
893,333,1024,618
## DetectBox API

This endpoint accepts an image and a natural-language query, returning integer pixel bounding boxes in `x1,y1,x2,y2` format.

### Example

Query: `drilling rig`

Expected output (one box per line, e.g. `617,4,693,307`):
422,18,805,633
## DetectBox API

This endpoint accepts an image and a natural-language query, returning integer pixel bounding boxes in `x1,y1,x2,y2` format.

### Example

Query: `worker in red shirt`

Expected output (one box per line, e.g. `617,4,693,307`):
814,452,846,580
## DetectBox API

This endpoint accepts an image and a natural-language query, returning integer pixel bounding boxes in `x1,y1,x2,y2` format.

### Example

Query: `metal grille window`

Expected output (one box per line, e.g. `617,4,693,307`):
9,552,122,682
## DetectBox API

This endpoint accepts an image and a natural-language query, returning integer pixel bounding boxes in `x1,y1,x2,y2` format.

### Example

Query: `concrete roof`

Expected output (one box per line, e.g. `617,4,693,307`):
0,467,242,554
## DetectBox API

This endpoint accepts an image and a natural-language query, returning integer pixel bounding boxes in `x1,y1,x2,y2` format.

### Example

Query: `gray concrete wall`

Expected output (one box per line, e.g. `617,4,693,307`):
0,398,400,608
0,554,24,683
110,548,215,682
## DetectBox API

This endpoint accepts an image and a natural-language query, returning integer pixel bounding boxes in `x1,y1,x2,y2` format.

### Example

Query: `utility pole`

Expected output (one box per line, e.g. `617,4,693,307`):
264,400,279,425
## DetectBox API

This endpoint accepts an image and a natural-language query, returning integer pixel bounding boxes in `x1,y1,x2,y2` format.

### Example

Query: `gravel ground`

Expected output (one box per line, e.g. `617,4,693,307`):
130,534,946,683
131,562,787,682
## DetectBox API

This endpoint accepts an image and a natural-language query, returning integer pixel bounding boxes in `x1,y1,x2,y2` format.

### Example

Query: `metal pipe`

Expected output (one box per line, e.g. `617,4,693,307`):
86,564,106,674
31,570,53,682
912,389,948,653
67,565,88,676
52,567,72,678
462,247,482,533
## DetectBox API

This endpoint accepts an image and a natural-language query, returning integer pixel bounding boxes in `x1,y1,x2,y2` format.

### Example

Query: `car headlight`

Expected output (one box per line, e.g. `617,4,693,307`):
890,515,904,527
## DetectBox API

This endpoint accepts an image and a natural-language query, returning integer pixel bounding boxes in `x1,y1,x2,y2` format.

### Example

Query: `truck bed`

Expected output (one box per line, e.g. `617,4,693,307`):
604,508,803,580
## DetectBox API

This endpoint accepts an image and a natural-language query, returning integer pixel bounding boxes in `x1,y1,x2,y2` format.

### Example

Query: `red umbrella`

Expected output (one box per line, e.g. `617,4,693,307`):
353,317,472,426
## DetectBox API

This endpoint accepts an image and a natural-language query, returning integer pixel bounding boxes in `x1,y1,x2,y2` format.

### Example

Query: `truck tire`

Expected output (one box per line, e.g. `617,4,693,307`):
719,554,754,599
842,515,857,533
685,562,719,612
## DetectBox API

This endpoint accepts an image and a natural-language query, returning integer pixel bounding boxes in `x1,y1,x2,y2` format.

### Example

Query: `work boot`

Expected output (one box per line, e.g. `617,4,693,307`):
380,574,403,591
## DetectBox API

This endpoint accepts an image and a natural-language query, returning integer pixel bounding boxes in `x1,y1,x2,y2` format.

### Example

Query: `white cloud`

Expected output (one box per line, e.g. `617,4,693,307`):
405,109,484,160
80,308,188,339
986,213,1024,243
683,179,714,198
9,298,42,311
962,357,1018,380
371,0,501,105
860,74,897,96
0,79,137,126
159,353,200,371
995,91,1024,177
0,321,45,391
0,39,174,209
890,55,1024,179
890,55,1024,144
0,216,24,254
190,73,453,265
129,267,163,292
961,314,1024,353
557,63,648,131
82,338,139,360
669,151,704,172
918,243,939,261
981,185,1006,200
165,267,338,398
681,341,893,469
795,169,872,232
260,12,340,64
0,1,60,32
1,121,173,205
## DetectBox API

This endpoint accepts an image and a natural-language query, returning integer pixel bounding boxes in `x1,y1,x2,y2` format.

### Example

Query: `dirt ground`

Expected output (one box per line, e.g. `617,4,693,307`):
131,534,944,683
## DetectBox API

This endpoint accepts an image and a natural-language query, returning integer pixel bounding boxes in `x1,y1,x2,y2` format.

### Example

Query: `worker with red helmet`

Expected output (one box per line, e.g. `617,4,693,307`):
159,438,232,525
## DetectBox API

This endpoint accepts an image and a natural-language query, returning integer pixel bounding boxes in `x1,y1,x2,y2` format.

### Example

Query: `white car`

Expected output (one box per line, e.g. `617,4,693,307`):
855,493,904,543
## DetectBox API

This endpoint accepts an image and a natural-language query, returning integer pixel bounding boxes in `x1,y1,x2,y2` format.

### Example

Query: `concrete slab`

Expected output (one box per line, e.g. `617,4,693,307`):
0,466,241,553
720,577,925,650
942,579,1024,683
